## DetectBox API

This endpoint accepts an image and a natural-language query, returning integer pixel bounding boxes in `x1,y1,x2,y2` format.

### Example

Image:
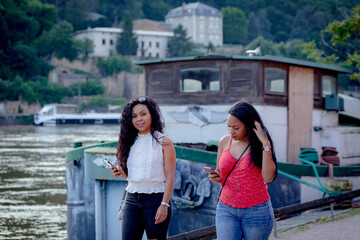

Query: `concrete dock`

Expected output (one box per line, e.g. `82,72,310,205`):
269,208,360,240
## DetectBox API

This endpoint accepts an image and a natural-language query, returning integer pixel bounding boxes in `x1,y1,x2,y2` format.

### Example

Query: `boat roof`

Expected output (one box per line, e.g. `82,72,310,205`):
134,55,352,74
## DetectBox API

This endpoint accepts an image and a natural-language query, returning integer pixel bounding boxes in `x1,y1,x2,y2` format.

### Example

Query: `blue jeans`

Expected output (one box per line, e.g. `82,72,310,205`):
216,200,274,240
122,192,172,240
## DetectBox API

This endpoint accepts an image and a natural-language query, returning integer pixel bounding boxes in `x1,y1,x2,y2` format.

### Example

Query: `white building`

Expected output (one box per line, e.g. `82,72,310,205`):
165,2,223,46
75,27,121,57
133,19,173,58
74,20,173,58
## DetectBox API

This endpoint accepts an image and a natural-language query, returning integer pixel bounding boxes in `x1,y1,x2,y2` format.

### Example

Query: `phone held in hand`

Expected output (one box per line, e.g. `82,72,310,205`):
204,167,218,176
103,159,117,170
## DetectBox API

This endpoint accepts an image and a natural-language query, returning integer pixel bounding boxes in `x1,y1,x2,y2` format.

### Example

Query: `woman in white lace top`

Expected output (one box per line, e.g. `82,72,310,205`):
111,97,176,240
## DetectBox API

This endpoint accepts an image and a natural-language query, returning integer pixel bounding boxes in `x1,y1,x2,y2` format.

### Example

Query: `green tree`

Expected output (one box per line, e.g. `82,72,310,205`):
117,12,138,56
286,39,308,60
142,0,170,21
290,10,310,41
266,6,293,42
27,77,65,104
97,56,132,76
324,5,360,82
81,80,104,96
35,21,81,61
302,4,360,81
221,7,248,44
103,0,143,26
167,24,193,57
257,9,272,40
6,75,36,103
246,10,272,44
78,38,94,58
242,36,281,56
246,12,261,44
10,44,52,78
0,0,55,80
301,40,338,64
63,0,90,31
243,37,308,61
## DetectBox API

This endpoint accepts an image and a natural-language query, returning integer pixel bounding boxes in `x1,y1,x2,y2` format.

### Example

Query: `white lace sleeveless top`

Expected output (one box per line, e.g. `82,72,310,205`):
125,131,165,193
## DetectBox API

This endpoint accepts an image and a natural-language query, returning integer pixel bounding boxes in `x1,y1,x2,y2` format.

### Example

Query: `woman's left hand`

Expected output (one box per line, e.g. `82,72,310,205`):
253,121,270,146
155,205,168,224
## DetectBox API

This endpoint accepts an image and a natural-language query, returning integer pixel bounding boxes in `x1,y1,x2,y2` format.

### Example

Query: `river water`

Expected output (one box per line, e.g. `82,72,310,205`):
0,125,120,239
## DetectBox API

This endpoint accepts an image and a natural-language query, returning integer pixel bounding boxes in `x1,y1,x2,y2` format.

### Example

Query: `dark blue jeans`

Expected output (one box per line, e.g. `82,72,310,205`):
122,192,172,240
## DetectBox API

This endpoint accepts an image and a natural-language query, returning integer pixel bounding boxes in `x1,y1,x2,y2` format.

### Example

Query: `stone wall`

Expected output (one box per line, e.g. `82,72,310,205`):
49,57,145,100
0,100,40,115
50,58,99,75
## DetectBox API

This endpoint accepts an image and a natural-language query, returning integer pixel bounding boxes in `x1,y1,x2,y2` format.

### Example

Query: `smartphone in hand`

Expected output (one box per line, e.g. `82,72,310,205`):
204,167,219,176
103,159,118,170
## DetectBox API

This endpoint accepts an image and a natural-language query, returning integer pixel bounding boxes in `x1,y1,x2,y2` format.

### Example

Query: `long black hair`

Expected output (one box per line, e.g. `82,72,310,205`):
116,97,164,174
228,101,277,170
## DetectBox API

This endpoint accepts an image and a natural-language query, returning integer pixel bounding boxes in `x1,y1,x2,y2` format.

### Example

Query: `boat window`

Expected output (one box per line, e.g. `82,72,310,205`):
57,106,77,114
180,68,220,92
265,67,286,93
322,75,336,97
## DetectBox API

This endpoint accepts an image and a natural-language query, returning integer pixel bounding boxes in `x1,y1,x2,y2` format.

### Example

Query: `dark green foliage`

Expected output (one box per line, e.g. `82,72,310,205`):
142,0,170,21
117,12,138,56
97,56,132,76
3,75,65,104
80,95,126,111
290,10,310,41
81,80,104,96
167,25,193,57
63,0,89,31
247,10,272,44
65,80,104,97
0,80,8,101
242,37,308,61
77,38,94,58
27,78,65,104
34,21,84,61
89,17,112,28
103,0,143,26
221,7,248,44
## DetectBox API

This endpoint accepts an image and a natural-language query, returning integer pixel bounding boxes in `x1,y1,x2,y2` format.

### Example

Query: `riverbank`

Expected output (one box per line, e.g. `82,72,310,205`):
270,207,360,239
0,115,34,125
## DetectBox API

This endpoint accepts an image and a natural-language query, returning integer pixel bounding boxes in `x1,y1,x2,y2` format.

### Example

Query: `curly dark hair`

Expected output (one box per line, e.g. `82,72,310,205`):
228,101,277,171
116,97,164,174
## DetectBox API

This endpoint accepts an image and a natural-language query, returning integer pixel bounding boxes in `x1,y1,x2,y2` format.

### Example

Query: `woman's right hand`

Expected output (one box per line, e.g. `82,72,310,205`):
111,166,127,178
208,170,222,183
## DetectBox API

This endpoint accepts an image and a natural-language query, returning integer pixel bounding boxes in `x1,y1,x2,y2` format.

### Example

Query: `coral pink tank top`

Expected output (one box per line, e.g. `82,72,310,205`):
218,138,270,208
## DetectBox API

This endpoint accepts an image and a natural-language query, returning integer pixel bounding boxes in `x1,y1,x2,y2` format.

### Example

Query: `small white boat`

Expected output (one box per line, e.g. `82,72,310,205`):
34,104,121,126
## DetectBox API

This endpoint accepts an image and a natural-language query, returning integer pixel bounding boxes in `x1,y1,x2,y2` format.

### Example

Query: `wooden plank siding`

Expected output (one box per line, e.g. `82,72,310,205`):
288,66,314,163
145,59,262,105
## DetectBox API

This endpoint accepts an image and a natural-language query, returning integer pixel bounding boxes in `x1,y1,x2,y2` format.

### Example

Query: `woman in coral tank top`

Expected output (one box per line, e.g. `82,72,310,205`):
207,101,277,240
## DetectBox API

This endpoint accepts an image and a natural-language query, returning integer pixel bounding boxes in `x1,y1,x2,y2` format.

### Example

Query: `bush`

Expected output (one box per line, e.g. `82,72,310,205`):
65,79,104,97
97,56,132,76
80,95,126,111
4,75,65,104
81,80,104,96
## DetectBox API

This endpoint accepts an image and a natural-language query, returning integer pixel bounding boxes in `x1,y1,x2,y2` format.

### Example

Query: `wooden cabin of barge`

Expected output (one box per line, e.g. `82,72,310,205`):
135,55,358,165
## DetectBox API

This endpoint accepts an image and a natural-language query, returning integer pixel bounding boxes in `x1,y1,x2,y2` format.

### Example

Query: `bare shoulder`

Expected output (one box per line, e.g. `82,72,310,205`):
162,136,174,147
218,135,231,151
